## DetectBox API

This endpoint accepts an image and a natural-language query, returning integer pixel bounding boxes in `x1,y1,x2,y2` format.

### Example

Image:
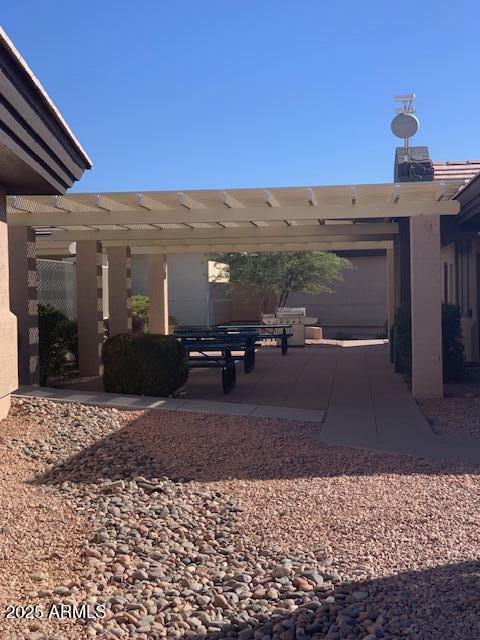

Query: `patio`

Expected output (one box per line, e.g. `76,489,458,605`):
16,341,480,464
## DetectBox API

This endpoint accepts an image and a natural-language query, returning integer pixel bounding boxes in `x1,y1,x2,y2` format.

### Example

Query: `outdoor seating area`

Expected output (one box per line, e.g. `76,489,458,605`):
3,8,480,640
173,323,292,393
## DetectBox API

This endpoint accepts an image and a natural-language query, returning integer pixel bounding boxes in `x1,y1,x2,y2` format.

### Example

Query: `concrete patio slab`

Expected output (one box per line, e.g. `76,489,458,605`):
174,399,257,416
13,343,480,464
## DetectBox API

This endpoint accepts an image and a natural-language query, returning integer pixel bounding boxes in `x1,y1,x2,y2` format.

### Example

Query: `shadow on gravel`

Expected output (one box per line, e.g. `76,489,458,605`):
194,560,480,640
34,409,480,485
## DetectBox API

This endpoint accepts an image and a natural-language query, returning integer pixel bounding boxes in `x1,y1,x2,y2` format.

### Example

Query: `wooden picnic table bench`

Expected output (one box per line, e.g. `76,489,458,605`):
217,323,293,355
173,329,260,393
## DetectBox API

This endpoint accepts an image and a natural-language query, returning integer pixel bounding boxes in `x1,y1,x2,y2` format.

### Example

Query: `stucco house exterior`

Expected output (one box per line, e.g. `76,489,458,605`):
0,28,91,418
440,163,480,362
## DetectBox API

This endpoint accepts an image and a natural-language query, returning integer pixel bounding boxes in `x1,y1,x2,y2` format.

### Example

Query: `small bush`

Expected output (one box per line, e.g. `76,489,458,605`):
131,295,177,334
102,333,188,397
131,295,149,321
168,315,177,333
442,304,465,380
393,303,464,381
64,318,78,362
393,304,411,374
38,304,70,385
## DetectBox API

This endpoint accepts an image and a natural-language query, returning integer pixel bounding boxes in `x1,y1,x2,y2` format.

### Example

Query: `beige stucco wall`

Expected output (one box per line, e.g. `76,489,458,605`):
287,254,387,336
132,253,210,326
0,189,18,417
131,252,387,334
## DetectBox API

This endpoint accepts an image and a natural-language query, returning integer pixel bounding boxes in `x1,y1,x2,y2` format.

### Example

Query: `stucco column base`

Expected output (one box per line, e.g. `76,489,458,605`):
0,189,18,419
0,393,11,419
148,254,169,334
8,225,39,385
0,309,18,417
410,215,443,400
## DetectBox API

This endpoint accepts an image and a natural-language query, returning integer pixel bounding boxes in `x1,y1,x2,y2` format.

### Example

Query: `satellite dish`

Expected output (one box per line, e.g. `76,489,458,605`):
391,112,419,139
69,241,77,255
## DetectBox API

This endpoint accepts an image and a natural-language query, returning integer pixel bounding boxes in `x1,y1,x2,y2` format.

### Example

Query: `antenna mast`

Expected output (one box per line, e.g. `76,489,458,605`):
394,94,416,150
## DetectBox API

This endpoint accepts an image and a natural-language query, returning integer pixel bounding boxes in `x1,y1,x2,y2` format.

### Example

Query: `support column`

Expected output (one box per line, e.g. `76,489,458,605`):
0,188,18,418
76,241,104,376
410,215,443,399
8,226,39,385
148,253,169,334
107,246,132,336
386,246,396,344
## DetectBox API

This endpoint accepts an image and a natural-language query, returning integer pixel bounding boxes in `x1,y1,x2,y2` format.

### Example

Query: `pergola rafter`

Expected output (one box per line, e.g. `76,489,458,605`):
7,179,463,403
6,182,461,236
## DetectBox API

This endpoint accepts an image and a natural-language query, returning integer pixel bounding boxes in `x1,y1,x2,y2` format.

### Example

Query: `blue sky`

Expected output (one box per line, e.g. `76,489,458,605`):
3,1,479,192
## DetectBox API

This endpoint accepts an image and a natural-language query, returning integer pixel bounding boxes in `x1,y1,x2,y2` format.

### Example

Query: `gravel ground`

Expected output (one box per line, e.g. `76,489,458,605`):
2,398,480,639
420,368,480,439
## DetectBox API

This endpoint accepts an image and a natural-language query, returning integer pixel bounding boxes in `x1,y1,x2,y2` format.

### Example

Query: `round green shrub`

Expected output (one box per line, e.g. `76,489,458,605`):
102,333,188,397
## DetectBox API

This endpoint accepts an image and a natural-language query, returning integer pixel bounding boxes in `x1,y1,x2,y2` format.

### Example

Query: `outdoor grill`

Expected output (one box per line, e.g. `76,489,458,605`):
262,307,318,346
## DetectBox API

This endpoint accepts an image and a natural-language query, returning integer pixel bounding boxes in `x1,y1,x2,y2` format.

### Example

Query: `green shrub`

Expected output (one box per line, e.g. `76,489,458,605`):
38,304,70,385
64,318,78,362
132,295,149,319
102,333,188,397
131,295,177,334
168,315,177,333
393,303,464,381
393,304,411,374
442,304,465,380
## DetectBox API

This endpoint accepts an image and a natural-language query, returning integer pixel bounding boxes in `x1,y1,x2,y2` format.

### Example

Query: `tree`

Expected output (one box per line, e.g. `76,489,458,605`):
211,251,352,313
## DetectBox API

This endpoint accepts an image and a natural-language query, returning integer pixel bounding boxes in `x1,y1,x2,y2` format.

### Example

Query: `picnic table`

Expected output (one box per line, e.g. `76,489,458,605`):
173,329,260,393
217,323,293,355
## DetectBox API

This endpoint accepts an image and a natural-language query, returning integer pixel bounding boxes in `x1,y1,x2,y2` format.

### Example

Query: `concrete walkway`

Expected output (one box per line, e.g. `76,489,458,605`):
320,344,480,463
13,343,480,465
13,386,325,423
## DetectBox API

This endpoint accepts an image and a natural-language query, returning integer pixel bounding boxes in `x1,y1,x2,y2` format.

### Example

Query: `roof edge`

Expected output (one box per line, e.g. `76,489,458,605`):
0,26,92,169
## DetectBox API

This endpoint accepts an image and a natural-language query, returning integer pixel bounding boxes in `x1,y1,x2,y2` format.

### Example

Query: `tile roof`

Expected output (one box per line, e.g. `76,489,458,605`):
433,161,480,184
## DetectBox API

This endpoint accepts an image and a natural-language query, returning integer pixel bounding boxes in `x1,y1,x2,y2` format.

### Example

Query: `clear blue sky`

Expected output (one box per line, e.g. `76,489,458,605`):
3,1,479,192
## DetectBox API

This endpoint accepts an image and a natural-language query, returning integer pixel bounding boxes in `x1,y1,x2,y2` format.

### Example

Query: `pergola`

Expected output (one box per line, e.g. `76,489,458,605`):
7,180,461,400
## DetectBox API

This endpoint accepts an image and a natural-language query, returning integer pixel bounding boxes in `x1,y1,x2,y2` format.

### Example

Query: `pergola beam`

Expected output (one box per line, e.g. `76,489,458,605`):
49,222,398,243
264,190,281,207
36,236,392,256
8,199,459,227
178,192,206,210
100,235,393,248
107,240,393,254
136,193,170,210
220,191,244,208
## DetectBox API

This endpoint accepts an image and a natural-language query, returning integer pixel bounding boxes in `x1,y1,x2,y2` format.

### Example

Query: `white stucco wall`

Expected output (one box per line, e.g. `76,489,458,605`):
131,253,210,327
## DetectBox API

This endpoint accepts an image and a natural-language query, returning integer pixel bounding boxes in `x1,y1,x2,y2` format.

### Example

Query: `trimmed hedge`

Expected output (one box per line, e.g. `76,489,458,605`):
393,303,465,381
102,333,188,397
